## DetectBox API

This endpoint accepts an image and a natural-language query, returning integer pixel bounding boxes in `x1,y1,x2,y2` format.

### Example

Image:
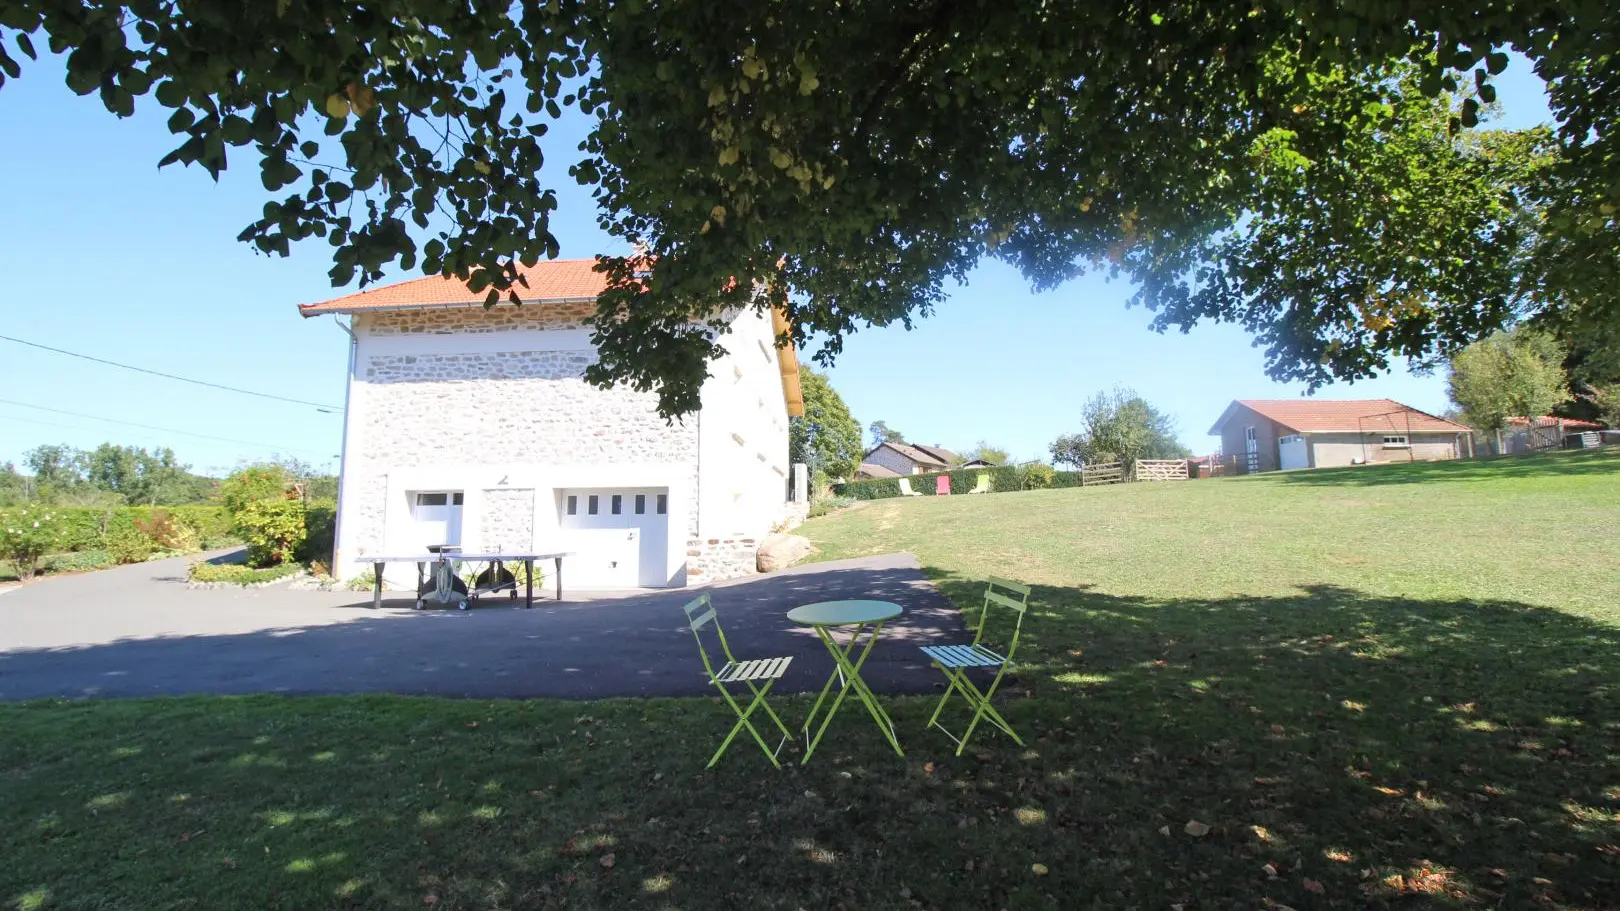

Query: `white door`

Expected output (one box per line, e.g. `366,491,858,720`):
410,491,463,550
1244,426,1260,473
1278,435,1309,470
559,487,670,588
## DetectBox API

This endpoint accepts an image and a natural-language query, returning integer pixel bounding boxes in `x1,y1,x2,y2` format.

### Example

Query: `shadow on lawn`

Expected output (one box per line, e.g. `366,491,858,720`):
930,573,1619,908
1,571,1615,910
1274,446,1619,487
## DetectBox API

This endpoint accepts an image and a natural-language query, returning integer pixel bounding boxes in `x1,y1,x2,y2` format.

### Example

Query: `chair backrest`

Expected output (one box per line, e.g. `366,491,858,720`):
975,472,991,491
898,478,915,495
936,475,951,495
973,576,1032,659
682,594,735,679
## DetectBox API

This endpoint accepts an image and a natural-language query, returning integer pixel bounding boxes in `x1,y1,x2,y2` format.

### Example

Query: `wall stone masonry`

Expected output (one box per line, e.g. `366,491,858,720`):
365,303,597,335
481,488,536,552
685,537,759,585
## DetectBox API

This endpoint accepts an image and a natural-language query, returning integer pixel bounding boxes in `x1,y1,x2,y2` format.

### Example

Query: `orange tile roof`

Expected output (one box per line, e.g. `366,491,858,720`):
298,259,606,315
1210,399,1470,435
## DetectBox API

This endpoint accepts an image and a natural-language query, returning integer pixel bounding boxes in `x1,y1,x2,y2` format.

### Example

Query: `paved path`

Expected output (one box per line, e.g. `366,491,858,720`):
0,551,965,700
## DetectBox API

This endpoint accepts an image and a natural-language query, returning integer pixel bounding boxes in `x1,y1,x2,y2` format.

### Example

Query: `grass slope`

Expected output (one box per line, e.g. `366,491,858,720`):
2,450,1617,910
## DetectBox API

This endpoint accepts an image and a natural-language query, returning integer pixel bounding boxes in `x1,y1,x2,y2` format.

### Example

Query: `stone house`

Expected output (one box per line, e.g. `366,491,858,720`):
859,441,957,478
1208,399,1471,473
299,259,805,590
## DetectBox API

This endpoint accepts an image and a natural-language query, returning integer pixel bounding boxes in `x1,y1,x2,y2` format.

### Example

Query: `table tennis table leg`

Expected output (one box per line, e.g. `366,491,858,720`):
554,556,564,601
372,562,385,609
524,558,534,608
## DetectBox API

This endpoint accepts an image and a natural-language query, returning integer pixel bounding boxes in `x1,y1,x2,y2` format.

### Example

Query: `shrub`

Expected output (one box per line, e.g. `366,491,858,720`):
346,569,377,591
221,465,292,516
45,549,116,573
0,507,60,580
1015,462,1056,489
187,561,303,585
160,506,236,548
233,499,307,567
104,514,158,564
807,495,855,518
133,509,200,552
296,499,336,566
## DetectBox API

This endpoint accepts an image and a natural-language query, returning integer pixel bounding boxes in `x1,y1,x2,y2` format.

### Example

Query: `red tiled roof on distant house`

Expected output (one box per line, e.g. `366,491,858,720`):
865,441,955,469
1209,399,1470,435
857,462,901,479
1506,416,1605,430
298,259,608,315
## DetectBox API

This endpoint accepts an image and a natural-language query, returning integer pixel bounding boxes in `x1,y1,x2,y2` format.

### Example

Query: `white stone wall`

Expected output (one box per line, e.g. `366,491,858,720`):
480,488,536,552
332,301,796,589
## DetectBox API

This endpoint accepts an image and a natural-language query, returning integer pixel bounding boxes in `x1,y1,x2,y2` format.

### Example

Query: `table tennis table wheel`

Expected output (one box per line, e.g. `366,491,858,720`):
457,599,469,611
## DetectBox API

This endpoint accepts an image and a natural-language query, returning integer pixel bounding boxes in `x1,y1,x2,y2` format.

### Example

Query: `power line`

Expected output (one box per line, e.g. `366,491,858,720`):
0,333,344,412
0,399,335,458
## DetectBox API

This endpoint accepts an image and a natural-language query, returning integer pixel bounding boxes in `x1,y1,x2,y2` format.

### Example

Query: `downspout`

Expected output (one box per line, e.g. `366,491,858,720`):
331,315,358,575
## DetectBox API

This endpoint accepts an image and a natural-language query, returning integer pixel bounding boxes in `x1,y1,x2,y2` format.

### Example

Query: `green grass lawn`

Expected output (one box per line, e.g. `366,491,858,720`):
3,450,1618,910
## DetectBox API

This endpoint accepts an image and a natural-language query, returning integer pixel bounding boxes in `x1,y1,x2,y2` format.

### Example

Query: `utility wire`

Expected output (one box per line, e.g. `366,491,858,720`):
0,399,335,458
0,333,344,412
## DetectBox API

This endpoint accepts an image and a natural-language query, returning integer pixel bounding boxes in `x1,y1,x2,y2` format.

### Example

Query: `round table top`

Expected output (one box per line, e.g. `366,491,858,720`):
787,599,903,626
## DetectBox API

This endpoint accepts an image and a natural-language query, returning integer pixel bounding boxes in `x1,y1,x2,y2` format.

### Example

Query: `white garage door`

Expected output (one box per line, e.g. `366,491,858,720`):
1279,435,1310,471
559,488,670,588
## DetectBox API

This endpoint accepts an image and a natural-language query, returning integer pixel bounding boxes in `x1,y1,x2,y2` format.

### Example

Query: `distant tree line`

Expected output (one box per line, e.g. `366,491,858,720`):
0,443,337,508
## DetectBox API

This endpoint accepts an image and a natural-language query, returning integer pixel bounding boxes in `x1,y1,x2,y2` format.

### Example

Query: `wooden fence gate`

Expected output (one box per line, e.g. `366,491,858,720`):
1134,459,1191,481
1080,461,1125,486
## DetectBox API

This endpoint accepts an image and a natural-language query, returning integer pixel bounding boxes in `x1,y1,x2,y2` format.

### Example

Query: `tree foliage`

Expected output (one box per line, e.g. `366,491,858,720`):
5,1,1617,414
867,421,903,449
1051,389,1190,468
958,441,1010,466
789,369,862,480
20,442,214,506
1446,328,1569,434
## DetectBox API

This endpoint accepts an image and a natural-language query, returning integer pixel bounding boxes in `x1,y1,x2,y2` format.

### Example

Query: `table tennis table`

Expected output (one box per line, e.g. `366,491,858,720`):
366,551,572,610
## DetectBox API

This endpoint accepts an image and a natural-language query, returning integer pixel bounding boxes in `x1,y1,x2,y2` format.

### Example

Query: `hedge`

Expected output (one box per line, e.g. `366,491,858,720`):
835,465,1082,500
0,505,235,554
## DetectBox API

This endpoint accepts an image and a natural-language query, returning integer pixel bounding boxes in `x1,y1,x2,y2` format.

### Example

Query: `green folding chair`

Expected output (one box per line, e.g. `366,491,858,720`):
682,594,794,768
919,577,1031,754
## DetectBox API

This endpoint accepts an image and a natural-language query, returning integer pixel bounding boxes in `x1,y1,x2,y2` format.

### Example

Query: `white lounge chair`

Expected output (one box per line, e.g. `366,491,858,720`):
897,477,924,497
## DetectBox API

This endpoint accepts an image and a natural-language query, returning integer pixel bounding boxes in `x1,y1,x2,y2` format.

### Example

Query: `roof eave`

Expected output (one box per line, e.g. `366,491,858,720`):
298,296,601,318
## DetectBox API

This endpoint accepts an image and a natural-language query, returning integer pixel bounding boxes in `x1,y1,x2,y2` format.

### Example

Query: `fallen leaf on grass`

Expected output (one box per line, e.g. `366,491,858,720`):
1303,878,1324,894
600,853,615,869
1031,863,1049,876
1270,724,1286,734
423,896,438,906
1262,862,1278,878
1159,825,1171,836
923,762,935,774
1185,820,1211,837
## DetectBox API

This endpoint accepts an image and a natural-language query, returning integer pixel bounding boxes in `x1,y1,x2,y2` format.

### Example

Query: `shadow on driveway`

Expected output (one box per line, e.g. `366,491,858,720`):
0,553,966,701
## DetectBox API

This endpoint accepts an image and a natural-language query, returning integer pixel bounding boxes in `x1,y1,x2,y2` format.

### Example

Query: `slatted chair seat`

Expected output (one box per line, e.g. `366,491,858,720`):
920,644,1006,669
716,656,793,684
918,576,1033,755
682,594,794,768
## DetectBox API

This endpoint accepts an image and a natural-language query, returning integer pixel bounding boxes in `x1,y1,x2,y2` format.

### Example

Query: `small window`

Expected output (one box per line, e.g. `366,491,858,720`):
656,494,667,515
611,494,622,515
452,492,464,505
635,494,646,515
566,495,578,516
588,495,599,515
416,492,448,506
1383,435,1410,448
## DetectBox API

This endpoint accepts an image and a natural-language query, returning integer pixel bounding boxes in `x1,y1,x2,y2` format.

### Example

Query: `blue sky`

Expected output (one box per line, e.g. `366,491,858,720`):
0,54,1551,474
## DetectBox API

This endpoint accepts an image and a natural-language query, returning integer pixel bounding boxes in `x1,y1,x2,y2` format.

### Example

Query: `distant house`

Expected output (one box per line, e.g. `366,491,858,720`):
959,458,997,469
860,441,957,477
1208,399,1471,473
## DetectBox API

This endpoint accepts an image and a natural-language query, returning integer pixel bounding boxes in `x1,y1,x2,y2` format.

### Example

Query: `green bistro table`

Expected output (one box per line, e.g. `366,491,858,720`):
788,599,905,762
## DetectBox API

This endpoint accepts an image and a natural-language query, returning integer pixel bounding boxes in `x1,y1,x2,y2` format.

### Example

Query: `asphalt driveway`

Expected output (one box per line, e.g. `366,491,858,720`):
0,551,967,700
